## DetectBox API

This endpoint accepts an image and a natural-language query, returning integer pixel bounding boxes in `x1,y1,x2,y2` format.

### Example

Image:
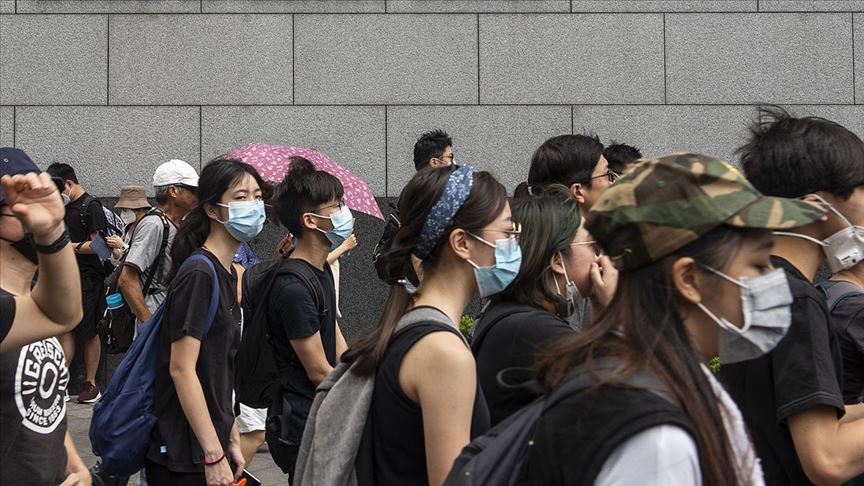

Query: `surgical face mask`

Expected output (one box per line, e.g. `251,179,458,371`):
311,205,354,250
120,209,137,226
774,194,864,272
553,252,591,330
217,200,265,242
467,233,522,299
696,265,793,364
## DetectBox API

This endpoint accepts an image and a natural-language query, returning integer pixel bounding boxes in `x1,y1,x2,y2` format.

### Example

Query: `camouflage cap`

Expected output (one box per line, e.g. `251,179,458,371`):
585,153,827,271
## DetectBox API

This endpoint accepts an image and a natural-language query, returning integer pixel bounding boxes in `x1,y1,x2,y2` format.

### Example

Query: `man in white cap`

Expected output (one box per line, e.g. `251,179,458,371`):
118,159,199,324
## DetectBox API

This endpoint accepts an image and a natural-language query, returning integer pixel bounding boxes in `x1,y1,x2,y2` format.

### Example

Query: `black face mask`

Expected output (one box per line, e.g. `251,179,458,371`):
0,233,39,265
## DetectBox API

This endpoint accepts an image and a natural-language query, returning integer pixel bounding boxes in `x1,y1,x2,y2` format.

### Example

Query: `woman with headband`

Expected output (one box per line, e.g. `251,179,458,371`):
342,165,517,485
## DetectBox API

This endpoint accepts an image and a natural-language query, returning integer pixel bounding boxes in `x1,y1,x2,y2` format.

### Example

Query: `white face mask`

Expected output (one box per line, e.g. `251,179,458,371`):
773,194,864,272
696,265,794,364
120,209,136,226
553,252,591,330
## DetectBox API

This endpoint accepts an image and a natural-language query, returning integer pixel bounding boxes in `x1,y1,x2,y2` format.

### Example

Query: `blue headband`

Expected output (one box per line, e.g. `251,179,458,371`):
413,165,474,260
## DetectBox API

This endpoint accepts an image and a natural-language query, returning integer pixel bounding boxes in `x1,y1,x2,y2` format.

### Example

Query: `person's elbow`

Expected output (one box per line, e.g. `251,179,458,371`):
117,267,137,296
55,305,83,332
169,357,197,382
306,365,332,386
801,452,853,486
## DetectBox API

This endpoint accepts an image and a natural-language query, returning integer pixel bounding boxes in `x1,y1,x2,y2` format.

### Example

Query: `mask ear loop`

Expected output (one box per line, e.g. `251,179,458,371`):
806,193,855,228
772,231,828,247
698,263,748,289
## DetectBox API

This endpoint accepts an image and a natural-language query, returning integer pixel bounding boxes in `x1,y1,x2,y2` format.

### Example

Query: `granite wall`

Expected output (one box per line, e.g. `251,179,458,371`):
2,0,862,339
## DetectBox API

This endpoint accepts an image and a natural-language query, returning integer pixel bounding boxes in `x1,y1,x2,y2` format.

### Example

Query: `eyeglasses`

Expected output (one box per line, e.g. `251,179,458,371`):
433,153,455,163
313,200,346,213
173,184,197,193
571,240,603,256
591,170,619,184
477,222,522,241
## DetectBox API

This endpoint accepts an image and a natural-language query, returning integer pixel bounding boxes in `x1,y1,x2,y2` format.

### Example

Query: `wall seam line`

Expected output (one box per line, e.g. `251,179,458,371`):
384,106,389,197
292,14,296,105
662,13,668,105
199,106,203,169
12,106,16,147
106,15,110,106
476,13,481,105
570,105,574,135
853,12,857,104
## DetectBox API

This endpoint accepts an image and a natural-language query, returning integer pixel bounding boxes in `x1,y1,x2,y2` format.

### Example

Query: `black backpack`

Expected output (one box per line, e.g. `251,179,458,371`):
443,358,672,486
372,201,400,281
236,255,328,409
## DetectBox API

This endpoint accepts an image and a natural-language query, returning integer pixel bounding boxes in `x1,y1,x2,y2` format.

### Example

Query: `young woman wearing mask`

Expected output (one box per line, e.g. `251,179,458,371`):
342,165,514,486
471,185,618,426
145,159,265,486
521,154,827,486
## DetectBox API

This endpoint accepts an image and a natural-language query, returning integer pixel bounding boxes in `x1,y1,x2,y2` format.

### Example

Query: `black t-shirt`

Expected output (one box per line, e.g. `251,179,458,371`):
65,192,107,279
823,280,864,404
0,290,69,485
267,260,338,401
0,291,13,344
147,250,241,473
472,301,574,426
719,256,845,486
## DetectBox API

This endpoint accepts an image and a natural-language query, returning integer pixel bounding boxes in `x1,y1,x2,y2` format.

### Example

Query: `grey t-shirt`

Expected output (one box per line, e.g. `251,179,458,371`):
124,210,177,314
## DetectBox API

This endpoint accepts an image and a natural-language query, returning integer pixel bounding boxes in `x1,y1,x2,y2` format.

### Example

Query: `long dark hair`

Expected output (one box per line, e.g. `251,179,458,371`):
343,166,507,375
167,158,264,283
538,226,759,486
494,184,581,309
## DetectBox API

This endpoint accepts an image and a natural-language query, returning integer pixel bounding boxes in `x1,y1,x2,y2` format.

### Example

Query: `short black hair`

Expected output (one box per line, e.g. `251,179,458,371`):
604,142,643,174
528,134,604,190
738,106,864,199
46,162,79,184
413,129,452,171
272,156,344,239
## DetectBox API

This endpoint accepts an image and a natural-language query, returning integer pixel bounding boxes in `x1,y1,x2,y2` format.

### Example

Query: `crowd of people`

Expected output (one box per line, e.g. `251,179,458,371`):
0,105,862,486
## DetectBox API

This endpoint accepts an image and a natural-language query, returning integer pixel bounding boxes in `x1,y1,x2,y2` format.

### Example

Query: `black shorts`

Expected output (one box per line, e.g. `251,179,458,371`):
76,276,104,341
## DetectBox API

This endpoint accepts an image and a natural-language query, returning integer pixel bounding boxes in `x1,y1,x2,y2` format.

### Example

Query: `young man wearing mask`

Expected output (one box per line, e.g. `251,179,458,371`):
720,106,864,485
0,148,91,485
118,159,199,325
46,162,108,404
265,157,349,479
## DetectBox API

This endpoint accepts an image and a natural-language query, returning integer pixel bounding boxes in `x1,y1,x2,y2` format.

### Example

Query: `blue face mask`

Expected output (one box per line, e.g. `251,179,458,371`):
467,233,522,298
217,200,265,242
311,205,354,250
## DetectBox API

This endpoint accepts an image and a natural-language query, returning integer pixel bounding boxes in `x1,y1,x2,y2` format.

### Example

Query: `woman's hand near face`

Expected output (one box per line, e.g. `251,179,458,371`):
590,255,619,308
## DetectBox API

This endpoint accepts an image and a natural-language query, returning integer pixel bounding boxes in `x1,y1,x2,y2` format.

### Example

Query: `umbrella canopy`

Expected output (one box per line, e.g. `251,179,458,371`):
227,143,384,220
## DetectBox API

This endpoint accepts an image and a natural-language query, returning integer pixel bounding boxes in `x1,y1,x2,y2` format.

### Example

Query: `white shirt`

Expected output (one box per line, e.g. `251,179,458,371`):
596,424,702,486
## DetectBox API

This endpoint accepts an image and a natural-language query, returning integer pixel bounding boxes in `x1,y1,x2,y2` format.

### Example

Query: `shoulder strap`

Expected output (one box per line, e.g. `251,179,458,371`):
820,280,864,310
79,194,97,233
546,357,674,410
392,307,469,348
279,259,328,322
139,209,171,295
471,303,536,352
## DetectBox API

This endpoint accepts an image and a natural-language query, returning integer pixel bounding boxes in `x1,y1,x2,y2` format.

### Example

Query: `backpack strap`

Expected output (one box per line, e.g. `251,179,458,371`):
392,306,468,347
153,253,222,416
137,209,171,296
819,280,864,312
546,357,674,410
278,258,329,323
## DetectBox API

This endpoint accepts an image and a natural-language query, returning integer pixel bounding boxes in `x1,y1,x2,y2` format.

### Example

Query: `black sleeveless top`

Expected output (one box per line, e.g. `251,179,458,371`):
522,385,697,485
370,321,491,485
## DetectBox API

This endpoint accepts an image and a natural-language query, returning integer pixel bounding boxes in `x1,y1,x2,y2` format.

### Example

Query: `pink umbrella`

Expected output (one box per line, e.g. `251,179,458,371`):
227,142,384,220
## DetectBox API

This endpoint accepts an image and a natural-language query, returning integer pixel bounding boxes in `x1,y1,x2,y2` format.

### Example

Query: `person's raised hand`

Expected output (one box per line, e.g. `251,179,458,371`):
1,173,65,242
590,254,619,308
106,235,124,249
339,233,358,252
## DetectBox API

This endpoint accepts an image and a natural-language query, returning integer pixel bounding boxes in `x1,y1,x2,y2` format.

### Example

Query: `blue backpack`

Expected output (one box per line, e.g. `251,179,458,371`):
90,254,220,476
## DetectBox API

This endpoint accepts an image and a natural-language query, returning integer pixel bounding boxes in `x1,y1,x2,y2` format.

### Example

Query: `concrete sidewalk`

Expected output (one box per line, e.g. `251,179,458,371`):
67,402,288,485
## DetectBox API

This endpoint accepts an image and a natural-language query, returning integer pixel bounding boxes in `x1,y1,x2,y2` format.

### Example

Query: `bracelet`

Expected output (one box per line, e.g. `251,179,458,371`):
203,453,225,466
33,230,71,255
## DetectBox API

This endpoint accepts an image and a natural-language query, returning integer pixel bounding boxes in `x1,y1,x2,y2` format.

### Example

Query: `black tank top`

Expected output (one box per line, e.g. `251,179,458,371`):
370,321,490,485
